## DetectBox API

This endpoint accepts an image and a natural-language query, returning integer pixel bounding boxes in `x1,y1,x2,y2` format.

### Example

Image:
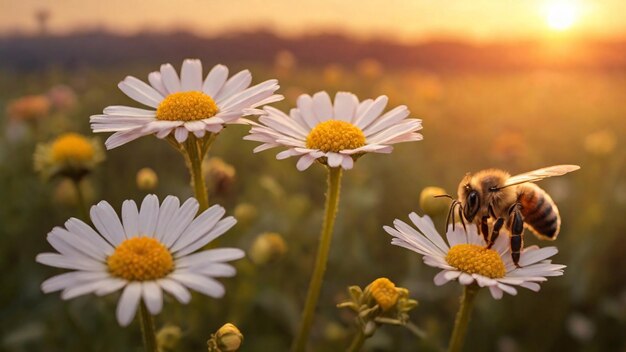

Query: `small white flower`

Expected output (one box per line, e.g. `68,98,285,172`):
37,194,244,326
384,213,565,299
244,91,422,171
90,59,283,149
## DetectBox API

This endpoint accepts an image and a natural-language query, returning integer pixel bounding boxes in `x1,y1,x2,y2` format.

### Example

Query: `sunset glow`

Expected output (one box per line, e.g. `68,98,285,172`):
544,1,580,31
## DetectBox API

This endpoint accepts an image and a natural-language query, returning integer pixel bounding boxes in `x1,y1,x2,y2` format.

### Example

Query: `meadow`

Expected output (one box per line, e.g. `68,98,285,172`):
1,60,625,351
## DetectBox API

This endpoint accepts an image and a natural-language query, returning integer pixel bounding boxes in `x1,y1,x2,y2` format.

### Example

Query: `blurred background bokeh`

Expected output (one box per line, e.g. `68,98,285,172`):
1,0,625,351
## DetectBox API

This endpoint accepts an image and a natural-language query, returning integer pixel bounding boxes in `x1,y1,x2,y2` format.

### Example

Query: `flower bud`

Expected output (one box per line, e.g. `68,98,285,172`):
156,325,182,351
209,323,243,352
419,186,450,217
249,232,287,266
234,203,258,226
368,277,399,311
204,157,236,196
136,167,158,191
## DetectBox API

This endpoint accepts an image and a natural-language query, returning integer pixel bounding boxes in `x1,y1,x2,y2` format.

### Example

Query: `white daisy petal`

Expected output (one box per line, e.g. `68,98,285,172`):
122,200,139,239
520,282,541,292
489,285,504,299
154,196,180,242
138,194,160,237
340,155,354,169
176,248,245,268
333,92,358,121
102,106,156,117
434,270,452,286
41,271,109,293
518,246,559,266
90,201,126,246
62,280,110,300
158,278,191,304
142,281,163,315
36,253,105,271
118,78,161,108
162,198,200,248
203,64,229,97
296,154,317,171
148,71,168,96
95,278,128,296
296,94,319,128
160,63,181,94
117,282,142,326
215,69,252,102
171,205,226,253
327,152,343,167
171,272,225,298
354,95,388,129
459,273,475,285
175,217,237,257
174,127,189,143
64,218,114,256
312,91,333,121
180,59,203,91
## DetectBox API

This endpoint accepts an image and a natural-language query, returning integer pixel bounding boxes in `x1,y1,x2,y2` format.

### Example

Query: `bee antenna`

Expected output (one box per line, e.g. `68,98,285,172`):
458,204,467,233
451,201,458,231
445,200,456,232
434,194,454,199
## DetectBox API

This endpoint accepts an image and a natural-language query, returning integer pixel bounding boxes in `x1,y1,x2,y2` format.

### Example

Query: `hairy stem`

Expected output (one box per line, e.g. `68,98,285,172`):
448,284,480,352
291,166,343,352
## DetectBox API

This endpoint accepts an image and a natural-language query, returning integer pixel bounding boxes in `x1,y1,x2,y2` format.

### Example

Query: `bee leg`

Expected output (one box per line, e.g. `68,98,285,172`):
480,216,490,244
509,204,524,267
487,217,504,249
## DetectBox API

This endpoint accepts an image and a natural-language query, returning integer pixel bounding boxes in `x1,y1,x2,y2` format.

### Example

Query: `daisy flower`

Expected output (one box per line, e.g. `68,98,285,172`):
34,132,105,181
36,194,244,326
244,91,422,170
90,59,283,149
384,213,565,299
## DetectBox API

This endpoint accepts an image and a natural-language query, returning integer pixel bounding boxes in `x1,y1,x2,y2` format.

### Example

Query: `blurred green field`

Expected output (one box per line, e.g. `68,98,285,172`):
1,62,625,351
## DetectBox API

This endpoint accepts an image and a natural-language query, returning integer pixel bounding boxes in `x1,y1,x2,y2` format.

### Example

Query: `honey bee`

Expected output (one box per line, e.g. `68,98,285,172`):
440,165,580,267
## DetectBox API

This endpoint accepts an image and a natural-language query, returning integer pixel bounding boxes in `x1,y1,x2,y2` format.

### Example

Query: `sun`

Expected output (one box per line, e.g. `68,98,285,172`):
543,1,579,31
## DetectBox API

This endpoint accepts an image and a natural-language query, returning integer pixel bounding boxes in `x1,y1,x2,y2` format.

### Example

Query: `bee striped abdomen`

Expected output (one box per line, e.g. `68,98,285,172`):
517,183,561,240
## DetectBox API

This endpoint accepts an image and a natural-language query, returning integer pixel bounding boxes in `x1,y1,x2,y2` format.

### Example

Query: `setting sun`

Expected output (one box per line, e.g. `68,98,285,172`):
544,1,579,31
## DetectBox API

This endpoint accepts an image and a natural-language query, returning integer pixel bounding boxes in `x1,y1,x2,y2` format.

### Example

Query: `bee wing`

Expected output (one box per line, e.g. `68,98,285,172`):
503,165,580,188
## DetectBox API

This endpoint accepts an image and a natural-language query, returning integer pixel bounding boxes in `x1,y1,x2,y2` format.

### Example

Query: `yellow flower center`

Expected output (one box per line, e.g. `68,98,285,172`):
51,133,95,163
369,277,399,311
445,244,506,279
107,237,174,281
156,91,219,121
305,120,366,152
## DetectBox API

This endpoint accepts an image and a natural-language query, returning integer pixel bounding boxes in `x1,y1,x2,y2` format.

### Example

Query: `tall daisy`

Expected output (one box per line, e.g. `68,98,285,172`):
245,91,422,170
90,59,283,211
245,91,422,351
384,213,565,352
37,194,244,350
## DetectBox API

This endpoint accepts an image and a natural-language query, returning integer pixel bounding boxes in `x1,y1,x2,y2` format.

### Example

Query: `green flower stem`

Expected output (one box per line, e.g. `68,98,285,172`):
347,329,366,352
185,136,210,212
71,178,89,220
448,284,480,352
139,302,158,352
292,166,343,352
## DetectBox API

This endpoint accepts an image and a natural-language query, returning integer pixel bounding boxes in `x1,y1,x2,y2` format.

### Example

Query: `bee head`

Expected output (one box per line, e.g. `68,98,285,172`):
463,184,481,221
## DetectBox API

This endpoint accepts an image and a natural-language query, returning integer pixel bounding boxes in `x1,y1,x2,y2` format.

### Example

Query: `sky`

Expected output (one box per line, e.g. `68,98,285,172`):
1,0,625,41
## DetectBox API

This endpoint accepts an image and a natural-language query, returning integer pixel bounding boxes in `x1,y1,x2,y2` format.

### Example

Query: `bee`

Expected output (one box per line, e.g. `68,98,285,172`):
440,165,580,267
